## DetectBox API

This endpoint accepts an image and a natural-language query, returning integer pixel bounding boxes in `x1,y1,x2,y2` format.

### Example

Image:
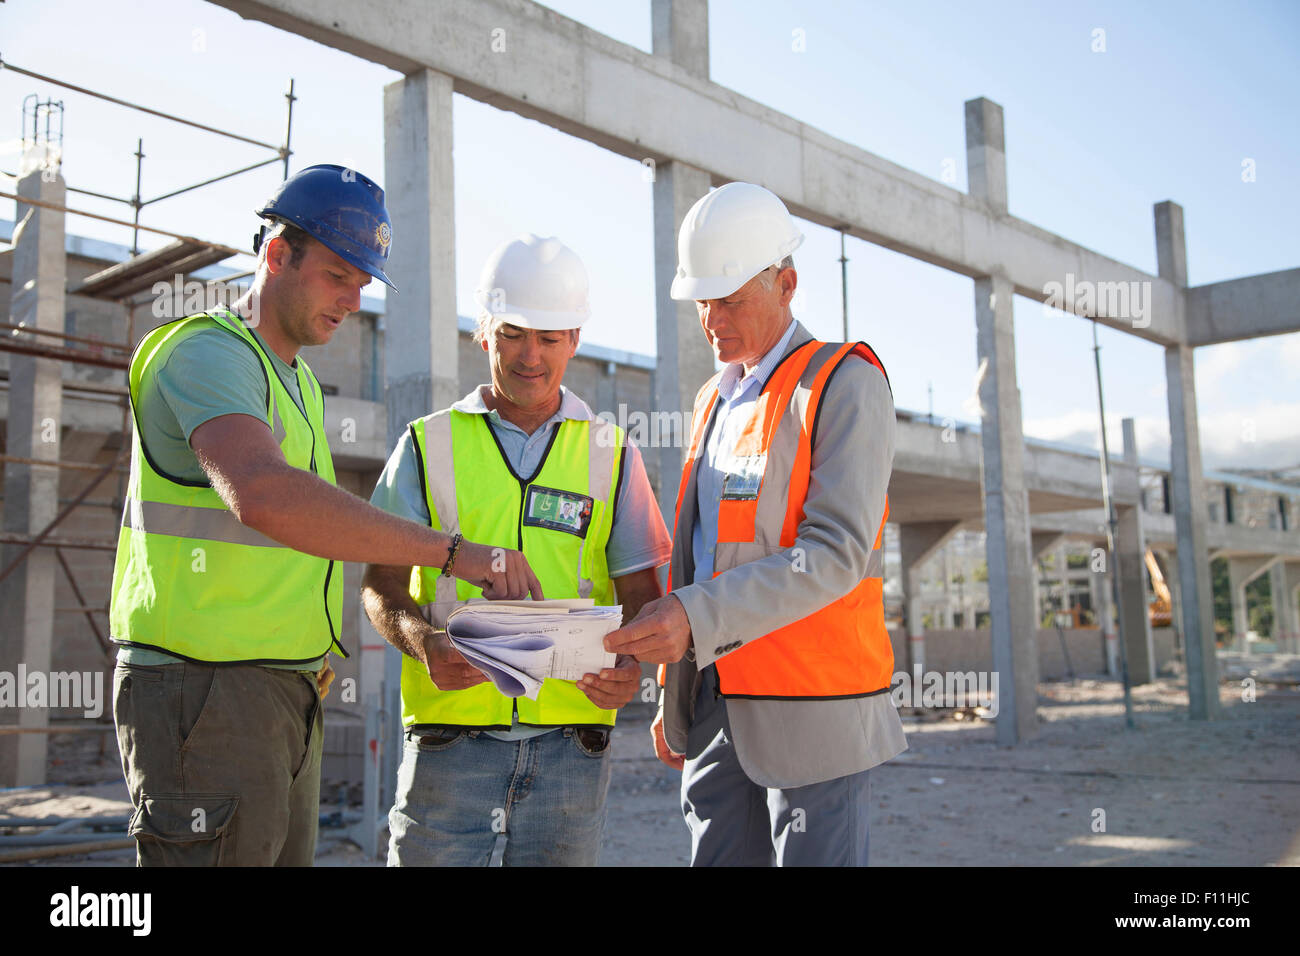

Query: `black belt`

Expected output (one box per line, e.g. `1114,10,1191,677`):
408,726,610,749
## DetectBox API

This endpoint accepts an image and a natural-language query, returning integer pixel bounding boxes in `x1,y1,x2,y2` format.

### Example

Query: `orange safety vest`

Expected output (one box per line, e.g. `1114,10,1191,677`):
666,339,893,700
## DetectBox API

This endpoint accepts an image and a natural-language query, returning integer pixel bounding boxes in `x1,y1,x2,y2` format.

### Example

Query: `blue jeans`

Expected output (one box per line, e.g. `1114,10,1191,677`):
387,727,612,866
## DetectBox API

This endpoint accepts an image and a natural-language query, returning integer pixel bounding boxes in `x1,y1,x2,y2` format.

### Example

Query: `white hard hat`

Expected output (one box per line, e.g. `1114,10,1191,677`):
670,182,804,301
474,234,590,331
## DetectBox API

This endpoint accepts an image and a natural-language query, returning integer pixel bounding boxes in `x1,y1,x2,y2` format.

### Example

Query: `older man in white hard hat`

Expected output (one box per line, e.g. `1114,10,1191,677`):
606,183,907,866
361,234,671,866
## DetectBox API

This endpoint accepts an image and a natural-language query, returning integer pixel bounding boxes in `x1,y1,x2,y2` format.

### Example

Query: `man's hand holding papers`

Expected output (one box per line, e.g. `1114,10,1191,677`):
444,599,625,701
576,654,641,710
420,631,490,691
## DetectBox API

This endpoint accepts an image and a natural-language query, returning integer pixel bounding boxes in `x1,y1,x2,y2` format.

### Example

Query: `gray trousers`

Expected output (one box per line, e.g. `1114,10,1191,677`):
681,667,871,866
113,660,322,866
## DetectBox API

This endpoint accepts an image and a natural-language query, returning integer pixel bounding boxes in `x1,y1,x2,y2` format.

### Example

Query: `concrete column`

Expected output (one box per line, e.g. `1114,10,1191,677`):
1055,542,1070,621
967,97,1037,745
1157,200,1219,719
1116,419,1156,683
965,98,1008,211
652,160,713,520
899,521,961,674
1159,548,1183,653
382,68,459,446
1097,568,1119,675
381,67,458,813
1030,532,1062,628
652,0,709,77
1284,562,1300,654
1267,561,1294,650
0,167,67,786
940,544,953,628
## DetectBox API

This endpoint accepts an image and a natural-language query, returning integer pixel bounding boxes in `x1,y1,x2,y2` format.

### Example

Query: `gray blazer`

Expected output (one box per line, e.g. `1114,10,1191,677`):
661,321,907,789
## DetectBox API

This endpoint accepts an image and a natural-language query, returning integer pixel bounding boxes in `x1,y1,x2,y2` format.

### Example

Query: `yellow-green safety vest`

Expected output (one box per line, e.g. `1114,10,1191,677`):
402,406,624,728
109,308,345,664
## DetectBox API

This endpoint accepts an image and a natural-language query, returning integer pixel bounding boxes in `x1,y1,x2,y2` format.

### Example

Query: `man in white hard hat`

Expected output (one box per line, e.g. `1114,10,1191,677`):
362,234,671,865
606,182,907,866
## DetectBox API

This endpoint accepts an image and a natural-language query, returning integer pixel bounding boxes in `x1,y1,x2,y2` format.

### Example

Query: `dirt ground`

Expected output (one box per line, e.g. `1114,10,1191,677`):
4,653,1297,867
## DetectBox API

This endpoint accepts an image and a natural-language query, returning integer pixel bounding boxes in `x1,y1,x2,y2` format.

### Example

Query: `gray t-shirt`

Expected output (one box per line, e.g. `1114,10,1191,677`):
117,315,325,673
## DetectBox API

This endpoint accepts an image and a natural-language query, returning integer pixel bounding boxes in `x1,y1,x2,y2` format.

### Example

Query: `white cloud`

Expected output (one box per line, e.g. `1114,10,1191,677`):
1022,401,1300,472
1196,400,1300,470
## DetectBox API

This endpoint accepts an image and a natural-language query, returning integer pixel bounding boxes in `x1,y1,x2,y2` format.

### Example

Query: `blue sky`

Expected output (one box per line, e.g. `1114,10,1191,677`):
2,0,1297,471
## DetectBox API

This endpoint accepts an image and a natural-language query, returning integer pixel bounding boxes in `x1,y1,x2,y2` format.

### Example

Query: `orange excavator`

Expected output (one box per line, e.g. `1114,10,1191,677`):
1145,549,1173,627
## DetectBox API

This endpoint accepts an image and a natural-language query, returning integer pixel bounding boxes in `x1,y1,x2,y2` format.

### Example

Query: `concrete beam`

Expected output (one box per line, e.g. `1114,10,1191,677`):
0,168,67,786
1185,268,1300,345
382,68,459,447
1158,201,1219,720
205,0,1187,345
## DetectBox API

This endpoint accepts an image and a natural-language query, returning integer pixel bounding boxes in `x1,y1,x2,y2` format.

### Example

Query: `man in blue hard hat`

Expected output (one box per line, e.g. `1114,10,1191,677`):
110,165,543,866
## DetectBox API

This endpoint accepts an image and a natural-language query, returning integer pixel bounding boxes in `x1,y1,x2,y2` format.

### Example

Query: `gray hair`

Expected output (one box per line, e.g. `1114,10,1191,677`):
754,255,795,291
472,311,504,347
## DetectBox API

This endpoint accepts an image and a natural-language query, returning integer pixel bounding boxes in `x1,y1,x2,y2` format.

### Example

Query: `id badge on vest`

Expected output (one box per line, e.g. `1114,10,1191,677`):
523,484,594,537
720,453,766,501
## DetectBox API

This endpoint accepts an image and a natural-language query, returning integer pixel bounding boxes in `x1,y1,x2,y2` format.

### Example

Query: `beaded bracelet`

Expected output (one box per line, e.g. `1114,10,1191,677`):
440,532,463,578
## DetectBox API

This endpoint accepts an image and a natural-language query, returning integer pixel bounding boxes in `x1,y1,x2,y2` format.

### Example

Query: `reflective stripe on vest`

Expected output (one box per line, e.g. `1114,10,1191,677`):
121,497,288,548
668,339,893,700
108,308,344,665
400,407,624,729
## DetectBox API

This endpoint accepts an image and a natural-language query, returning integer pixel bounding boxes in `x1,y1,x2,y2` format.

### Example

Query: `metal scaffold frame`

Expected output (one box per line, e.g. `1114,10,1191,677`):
0,59,298,732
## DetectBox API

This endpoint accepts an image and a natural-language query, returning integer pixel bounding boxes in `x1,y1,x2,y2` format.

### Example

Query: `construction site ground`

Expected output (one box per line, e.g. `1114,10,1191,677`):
3,653,1297,867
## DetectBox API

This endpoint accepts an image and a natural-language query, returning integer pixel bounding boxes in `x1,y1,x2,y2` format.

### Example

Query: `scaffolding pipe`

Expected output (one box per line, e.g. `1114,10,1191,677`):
0,58,282,152
1092,320,1136,730
0,455,128,474
838,229,849,340
141,154,283,207
132,138,144,255
0,831,128,847
0,814,130,829
282,78,296,178
0,839,134,862
0,190,243,256
0,320,131,352
0,337,128,370
0,446,129,585
54,546,111,655
0,724,116,735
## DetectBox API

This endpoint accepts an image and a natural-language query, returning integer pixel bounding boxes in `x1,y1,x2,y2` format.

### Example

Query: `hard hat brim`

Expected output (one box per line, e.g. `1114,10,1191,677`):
478,304,587,332
670,272,748,302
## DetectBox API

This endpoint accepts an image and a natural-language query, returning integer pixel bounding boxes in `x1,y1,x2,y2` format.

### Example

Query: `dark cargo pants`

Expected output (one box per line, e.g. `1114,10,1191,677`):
113,660,323,866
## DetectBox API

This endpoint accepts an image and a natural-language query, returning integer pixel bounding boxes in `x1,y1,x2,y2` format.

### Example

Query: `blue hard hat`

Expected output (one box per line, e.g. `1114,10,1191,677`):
255,163,396,291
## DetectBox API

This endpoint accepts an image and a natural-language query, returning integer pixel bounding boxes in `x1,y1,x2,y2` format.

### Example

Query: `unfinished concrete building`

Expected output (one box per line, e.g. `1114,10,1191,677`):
3,0,1298,796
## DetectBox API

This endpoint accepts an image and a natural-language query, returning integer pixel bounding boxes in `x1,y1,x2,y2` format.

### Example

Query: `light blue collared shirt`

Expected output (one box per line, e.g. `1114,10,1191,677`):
691,320,798,584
